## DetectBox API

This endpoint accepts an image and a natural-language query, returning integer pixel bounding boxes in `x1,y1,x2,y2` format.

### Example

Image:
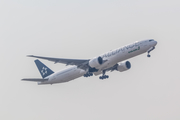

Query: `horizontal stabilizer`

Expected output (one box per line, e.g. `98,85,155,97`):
22,78,48,82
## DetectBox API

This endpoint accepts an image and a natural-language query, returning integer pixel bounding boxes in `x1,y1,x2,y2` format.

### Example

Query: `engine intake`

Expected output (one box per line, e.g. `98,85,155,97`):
117,61,131,72
89,56,103,69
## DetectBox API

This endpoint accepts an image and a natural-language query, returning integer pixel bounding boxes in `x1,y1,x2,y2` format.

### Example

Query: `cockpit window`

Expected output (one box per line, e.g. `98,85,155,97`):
149,39,154,42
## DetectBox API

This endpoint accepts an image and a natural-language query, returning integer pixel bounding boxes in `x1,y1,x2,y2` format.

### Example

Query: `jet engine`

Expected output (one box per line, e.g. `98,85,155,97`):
117,61,131,72
89,56,103,69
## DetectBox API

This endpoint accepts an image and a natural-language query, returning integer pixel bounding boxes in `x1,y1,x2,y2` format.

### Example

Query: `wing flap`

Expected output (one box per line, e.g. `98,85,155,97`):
22,78,48,82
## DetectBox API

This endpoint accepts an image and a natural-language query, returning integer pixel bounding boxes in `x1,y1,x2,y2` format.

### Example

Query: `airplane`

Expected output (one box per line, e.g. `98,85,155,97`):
22,39,157,85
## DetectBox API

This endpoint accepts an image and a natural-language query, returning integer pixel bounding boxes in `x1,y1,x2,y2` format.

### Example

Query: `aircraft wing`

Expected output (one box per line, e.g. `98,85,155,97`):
22,78,48,82
27,55,90,69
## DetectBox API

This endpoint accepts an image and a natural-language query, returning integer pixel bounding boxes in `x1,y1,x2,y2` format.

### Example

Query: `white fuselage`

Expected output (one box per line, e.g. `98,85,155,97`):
39,39,157,85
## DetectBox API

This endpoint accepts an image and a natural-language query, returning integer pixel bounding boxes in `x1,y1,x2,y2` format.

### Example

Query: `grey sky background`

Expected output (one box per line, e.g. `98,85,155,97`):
0,0,179,120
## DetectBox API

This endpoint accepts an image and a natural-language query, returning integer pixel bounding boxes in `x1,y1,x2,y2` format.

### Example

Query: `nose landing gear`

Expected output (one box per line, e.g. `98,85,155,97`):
147,54,151,57
147,47,155,57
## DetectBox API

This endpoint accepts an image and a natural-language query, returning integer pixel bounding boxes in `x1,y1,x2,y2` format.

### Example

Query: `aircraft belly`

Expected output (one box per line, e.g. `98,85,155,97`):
50,68,84,84
68,69,85,80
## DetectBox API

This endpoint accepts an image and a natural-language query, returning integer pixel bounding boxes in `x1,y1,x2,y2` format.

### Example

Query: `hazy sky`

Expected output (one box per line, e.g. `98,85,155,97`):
0,0,179,120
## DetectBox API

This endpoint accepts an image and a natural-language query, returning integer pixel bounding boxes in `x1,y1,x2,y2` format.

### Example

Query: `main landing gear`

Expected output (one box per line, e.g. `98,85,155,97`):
99,70,109,80
99,75,109,79
147,47,155,57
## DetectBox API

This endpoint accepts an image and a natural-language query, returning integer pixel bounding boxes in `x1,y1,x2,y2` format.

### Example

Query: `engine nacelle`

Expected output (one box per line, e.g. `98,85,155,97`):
117,61,131,72
94,71,102,76
89,56,103,69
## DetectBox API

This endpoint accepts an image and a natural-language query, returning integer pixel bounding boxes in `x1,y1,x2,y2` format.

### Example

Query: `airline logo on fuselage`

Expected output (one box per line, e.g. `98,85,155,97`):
102,42,140,58
128,46,140,53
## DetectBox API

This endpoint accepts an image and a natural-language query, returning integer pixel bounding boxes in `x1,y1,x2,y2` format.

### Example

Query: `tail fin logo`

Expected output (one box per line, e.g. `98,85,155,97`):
41,67,47,76
34,59,54,78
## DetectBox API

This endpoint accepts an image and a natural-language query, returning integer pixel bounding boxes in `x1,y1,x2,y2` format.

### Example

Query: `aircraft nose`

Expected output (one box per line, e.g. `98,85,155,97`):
154,41,158,46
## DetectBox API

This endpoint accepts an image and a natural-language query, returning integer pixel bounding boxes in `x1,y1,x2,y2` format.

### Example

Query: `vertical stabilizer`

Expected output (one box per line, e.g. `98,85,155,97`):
34,59,54,78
